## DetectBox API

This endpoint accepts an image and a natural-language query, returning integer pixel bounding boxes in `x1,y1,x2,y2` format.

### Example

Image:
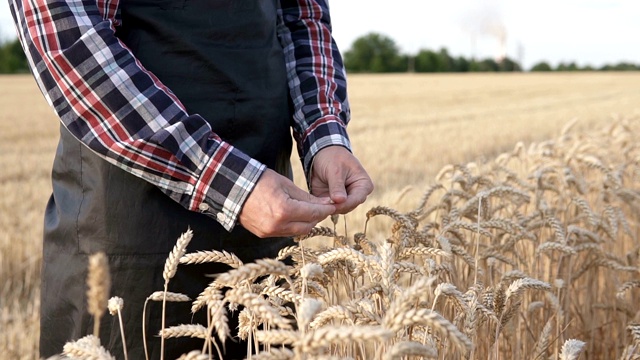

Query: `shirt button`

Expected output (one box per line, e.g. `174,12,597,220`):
198,203,209,212
217,213,227,222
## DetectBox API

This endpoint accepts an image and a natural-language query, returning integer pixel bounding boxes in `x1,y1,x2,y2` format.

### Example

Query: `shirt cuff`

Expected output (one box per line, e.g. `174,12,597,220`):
301,115,352,183
190,143,266,231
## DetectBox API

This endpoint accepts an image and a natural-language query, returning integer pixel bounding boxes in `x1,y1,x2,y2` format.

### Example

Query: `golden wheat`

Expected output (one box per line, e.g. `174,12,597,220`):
4,74,640,359
87,253,110,338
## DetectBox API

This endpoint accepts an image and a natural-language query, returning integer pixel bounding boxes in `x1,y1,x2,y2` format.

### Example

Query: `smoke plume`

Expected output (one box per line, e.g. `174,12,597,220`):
460,3,507,60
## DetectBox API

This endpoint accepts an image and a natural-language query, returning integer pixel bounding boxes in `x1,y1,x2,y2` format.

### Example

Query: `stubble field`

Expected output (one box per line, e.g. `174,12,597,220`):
1,73,639,359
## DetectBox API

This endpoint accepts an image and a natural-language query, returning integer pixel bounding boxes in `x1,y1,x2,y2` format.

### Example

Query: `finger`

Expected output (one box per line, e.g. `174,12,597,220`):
333,181,372,214
286,198,336,223
281,182,336,220
309,182,331,201
277,221,320,237
286,182,334,205
247,199,331,238
252,219,319,238
326,167,348,204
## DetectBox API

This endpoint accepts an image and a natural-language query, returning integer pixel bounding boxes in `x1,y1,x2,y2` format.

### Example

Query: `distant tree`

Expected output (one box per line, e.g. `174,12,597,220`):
344,32,640,73
468,59,481,72
399,55,412,72
617,62,640,70
414,50,436,72
0,39,29,74
414,49,442,72
498,57,521,72
556,62,579,71
437,48,454,72
600,62,640,71
343,33,407,73
414,47,461,72
530,61,552,72
452,56,470,72
474,58,499,72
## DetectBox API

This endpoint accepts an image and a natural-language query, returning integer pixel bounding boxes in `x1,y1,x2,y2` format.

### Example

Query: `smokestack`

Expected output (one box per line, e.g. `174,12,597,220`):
497,32,507,62
460,3,507,62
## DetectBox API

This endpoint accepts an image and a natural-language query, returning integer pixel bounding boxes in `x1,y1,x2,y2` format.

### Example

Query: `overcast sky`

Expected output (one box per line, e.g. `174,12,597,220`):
2,0,639,69
330,0,640,69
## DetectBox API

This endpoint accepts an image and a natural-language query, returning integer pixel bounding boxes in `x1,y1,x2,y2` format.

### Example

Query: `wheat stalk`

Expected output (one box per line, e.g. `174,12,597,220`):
192,282,224,314
107,297,128,360
160,229,193,360
207,297,229,343
226,287,292,330
532,318,553,360
385,308,472,353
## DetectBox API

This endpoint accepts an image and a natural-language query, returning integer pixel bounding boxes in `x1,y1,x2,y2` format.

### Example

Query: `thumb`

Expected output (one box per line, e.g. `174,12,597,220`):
327,169,348,204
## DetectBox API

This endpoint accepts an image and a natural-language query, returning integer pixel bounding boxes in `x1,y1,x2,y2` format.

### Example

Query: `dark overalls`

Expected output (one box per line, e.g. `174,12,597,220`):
40,1,294,359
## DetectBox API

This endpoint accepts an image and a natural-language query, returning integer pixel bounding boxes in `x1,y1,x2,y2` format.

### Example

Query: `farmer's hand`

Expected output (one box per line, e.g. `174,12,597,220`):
310,146,373,214
239,169,336,238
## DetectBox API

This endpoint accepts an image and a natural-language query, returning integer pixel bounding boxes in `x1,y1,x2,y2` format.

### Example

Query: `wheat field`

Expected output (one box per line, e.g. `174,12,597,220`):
1,73,639,359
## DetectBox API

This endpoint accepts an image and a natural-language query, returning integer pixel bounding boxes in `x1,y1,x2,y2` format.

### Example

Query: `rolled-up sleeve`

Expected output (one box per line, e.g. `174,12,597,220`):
277,0,352,181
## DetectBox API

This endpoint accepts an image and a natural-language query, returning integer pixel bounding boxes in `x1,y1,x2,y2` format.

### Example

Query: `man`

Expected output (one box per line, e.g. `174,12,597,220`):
9,0,372,359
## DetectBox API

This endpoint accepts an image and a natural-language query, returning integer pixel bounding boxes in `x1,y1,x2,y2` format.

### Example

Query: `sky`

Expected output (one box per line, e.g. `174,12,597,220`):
1,0,639,70
329,0,640,69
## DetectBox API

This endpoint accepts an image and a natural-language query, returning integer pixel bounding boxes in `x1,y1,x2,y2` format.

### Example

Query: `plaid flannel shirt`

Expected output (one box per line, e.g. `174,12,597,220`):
9,0,351,231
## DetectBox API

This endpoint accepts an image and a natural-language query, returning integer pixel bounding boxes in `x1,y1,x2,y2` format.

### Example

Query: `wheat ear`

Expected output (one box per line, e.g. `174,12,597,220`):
559,339,586,360
87,252,110,339
63,335,115,360
384,341,438,359
300,326,393,353
142,291,190,360
175,350,209,360
385,308,472,354
294,226,336,242
160,229,193,360
180,250,243,268
215,258,289,287
251,347,295,360
108,296,128,360
226,287,292,330
159,324,209,339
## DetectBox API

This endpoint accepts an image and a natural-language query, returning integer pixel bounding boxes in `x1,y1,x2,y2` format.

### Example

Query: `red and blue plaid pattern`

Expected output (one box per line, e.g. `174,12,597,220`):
9,0,351,231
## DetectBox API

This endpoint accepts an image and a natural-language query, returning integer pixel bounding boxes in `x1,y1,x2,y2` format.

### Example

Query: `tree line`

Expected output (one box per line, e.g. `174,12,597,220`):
1,33,639,74
343,32,640,73
0,39,29,73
